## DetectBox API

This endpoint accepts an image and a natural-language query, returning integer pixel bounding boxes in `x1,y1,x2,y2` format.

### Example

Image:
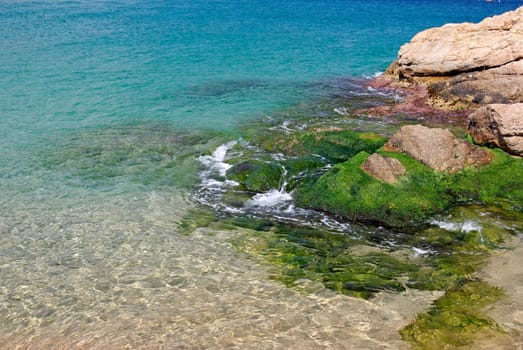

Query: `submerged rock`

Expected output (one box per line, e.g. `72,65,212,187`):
262,129,386,163
384,125,492,173
361,153,407,183
468,103,523,156
226,160,283,193
262,128,386,163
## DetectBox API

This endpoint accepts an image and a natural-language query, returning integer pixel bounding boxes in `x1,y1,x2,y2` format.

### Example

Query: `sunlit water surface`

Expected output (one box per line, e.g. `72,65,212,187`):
1,0,522,347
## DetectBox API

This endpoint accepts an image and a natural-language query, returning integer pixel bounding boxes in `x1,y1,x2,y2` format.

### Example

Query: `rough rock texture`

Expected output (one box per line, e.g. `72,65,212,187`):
468,103,523,156
390,6,523,108
428,61,523,108
397,6,523,78
361,153,407,183
384,125,492,173
357,77,471,125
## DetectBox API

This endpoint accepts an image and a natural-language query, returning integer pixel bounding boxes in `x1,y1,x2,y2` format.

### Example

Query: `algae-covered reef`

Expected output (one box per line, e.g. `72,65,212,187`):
225,124,522,228
260,129,387,163
294,148,522,227
188,6,523,348
191,120,522,348
401,280,505,349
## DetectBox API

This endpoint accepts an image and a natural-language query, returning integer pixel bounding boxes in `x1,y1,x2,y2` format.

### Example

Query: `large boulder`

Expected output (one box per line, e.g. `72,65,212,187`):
361,153,406,183
383,125,492,173
397,6,523,78
468,103,523,156
390,6,523,108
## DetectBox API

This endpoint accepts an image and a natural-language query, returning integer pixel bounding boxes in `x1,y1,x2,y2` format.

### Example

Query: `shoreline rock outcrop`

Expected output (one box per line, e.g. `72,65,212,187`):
397,8,523,78
468,103,523,156
360,6,523,159
392,6,523,109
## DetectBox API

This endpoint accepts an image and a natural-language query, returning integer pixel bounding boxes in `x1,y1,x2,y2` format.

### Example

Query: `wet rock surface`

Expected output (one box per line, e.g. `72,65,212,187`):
427,60,523,108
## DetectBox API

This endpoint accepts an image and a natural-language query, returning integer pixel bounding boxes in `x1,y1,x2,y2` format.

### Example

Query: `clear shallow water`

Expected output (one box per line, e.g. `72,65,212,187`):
1,0,522,348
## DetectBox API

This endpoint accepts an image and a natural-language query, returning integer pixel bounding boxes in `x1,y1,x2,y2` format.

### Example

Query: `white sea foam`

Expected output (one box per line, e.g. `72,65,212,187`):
412,247,432,257
364,71,384,79
334,107,350,116
195,142,354,234
247,189,293,208
430,219,482,233
271,153,287,161
461,221,482,233
430,220,459,231
269,120,294,134
198,140,237,177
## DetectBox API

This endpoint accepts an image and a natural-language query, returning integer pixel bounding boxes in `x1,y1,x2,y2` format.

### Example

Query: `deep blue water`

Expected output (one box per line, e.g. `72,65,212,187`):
0,0,522,347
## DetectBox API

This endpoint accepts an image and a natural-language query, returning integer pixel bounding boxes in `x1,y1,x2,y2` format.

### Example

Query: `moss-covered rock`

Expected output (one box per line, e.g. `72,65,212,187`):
442,149,523,211
261,130,387,163
282,155,329,190
294,151,451,227
282,155,330,176
226,214,513,299
294,148,523,227
226,160,284,193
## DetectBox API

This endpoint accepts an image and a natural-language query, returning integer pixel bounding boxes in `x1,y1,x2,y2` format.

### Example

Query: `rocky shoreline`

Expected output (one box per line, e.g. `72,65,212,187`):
193,6,523,349
361,5,523,157
352,6,523,348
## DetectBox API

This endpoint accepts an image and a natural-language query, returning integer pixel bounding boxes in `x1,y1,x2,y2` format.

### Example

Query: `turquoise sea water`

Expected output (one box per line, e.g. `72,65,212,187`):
1,0,522,348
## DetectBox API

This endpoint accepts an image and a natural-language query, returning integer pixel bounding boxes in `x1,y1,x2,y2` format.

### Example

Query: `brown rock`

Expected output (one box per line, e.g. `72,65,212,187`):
389,6,523,108
357,78,471,125
361,153,407,183
468,103,523,156
428,61,523,108
397,6,523,78
384,125,492,173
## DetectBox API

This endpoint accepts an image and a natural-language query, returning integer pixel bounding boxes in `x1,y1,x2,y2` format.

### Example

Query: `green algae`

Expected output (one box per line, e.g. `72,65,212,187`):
281,155,330,191
226,217,509,299
184,121,521,347
294,151,451,227
294,147,523,228
178,203,515,347
208,202,516,301
442,149,523,211
41,126,230,189
226,160,284,192
407,253,485,291
228,221,414,299
260,129,386,163
221,129,387,195
401,280,505,349
178,208,219,235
